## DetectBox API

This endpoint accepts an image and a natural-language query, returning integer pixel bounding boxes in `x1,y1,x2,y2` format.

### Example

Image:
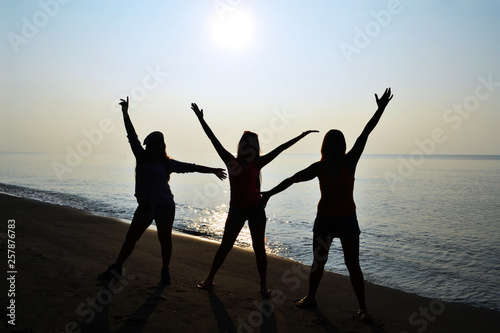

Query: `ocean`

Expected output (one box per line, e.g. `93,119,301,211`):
1,152,499,311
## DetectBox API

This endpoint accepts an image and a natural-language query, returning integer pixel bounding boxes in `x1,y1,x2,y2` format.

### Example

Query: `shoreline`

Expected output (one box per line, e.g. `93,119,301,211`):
1,193,499,332
2,155,500,314
5,189,495,312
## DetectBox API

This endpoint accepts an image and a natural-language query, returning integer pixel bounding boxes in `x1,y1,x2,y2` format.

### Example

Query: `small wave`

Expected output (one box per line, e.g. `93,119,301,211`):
1,183,96,210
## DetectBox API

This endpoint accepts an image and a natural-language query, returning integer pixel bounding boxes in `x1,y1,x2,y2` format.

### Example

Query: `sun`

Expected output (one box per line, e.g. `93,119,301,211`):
210,10,255,51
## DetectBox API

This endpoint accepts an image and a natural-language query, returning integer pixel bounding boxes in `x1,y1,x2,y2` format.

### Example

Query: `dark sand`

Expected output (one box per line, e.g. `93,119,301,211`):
1,193,499,332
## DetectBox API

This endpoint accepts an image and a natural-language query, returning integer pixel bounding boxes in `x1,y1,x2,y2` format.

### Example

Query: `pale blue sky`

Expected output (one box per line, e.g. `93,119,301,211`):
2,0,500,157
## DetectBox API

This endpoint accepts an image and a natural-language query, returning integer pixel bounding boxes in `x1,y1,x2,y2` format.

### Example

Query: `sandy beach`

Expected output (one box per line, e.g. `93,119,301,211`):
1,193,499,333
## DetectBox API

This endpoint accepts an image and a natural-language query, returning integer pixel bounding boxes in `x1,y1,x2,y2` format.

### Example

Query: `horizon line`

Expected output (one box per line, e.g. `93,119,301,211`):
1,151,500,158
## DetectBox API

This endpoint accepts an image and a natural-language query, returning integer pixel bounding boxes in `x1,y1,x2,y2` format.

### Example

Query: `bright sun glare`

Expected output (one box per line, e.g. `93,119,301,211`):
211,10,255,51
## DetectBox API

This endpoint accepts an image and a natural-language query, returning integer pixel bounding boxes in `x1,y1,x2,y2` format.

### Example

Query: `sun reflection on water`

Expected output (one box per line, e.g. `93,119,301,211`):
175,204,280,253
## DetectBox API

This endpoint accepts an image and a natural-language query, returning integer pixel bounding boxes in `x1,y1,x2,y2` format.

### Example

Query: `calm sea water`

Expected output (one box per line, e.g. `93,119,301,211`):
1,152,499,311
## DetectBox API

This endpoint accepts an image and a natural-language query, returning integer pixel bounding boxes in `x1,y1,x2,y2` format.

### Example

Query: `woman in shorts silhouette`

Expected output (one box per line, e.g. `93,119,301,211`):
191,102,317,297
99,97,226,285
262,88,393,318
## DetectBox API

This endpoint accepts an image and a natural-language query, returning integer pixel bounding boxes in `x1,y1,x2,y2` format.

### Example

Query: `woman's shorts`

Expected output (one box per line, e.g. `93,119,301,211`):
227,206,266,223
132,202,176,227
125,202,175,241
313,212,361,239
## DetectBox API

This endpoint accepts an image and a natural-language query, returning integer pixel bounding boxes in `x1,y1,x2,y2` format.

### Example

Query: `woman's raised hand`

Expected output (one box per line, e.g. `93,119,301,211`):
191,103,204,119
119,96,129,113
375,88,393,109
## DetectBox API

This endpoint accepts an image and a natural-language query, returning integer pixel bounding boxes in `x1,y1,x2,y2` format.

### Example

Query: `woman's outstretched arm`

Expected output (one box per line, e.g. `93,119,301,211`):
170,159,227,180
190,103,234,164
258,130,319,168
193,165,227,180
261,162,320,207
348,88,393,164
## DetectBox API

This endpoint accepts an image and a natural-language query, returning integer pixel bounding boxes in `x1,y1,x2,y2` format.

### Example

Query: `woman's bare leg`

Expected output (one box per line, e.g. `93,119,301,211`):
307,234,333,300
340,236,366,310
204,214,246,283
248,216,268,290
155,204,176,269
115,205,153,267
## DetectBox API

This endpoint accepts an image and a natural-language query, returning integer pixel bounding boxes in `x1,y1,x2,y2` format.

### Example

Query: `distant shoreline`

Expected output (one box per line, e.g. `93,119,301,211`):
2,151,500,160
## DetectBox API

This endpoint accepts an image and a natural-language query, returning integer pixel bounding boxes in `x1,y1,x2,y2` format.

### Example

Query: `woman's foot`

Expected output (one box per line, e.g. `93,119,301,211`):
197,280,215,290
98,264,122,280
161,267,171,286
259,288,273,298
295,295,317,308
357,308,373,321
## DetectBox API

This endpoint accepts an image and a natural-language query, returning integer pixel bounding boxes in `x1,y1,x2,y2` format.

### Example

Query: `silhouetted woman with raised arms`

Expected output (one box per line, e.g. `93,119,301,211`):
191,103,317,297
99,97,226,285
261,88,393,318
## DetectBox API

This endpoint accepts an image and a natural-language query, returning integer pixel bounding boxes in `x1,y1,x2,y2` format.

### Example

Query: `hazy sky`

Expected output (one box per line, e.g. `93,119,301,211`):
2,0,500,157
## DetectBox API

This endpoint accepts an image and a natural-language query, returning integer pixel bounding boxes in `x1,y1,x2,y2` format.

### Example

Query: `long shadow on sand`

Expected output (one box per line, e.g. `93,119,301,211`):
115,282,166,332
79,282,115,332
364,315,385,333
207,288,237,333
257,297,278,333
307,306,384,333
306,306,341,333
206,289,278,333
